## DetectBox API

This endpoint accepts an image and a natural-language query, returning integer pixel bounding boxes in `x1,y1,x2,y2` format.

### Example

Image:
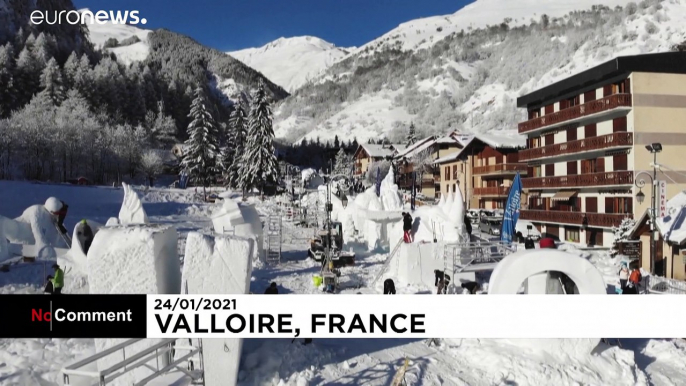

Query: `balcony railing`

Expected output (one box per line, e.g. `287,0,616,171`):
523,171,633,189
473,186,510,196
520,210,631,228
518,94,632,133
519,132,633,162
473,163,528,175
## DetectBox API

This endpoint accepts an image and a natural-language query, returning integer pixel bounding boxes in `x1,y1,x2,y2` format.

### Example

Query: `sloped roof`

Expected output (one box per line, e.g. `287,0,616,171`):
433,133,524,165
358,144,395,158
395,135,437,159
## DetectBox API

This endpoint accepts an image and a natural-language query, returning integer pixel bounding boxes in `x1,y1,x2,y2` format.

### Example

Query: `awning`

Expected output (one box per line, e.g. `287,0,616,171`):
551,190,578,201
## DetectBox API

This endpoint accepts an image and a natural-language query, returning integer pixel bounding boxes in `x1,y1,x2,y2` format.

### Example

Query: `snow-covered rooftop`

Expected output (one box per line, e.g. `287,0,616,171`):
359,144,396,158
433,133,525,164
395,135,437,159
656,191,686,245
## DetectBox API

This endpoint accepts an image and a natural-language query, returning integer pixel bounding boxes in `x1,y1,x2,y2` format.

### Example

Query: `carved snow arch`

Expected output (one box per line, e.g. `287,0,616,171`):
488,249,607,294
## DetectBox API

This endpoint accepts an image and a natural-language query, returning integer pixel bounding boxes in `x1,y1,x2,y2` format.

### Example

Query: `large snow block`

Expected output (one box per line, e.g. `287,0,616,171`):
87,224,180,294
87,224,180,385
211,199,263,264
181,232,254,386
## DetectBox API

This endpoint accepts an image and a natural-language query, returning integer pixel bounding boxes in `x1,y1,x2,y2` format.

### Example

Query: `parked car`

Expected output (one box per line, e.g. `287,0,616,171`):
479,217,502,236
515,220,541,242
466,209,480,223
478,209,496,218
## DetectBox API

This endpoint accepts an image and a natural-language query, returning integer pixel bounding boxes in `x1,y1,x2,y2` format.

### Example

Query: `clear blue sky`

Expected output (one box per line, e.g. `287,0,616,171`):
74,0,471,51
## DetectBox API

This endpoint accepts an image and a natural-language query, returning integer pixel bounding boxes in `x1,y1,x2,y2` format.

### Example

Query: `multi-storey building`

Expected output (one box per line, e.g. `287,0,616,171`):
517,52,686,252
352,143,405,176
395,133,468,198
434,134,526,208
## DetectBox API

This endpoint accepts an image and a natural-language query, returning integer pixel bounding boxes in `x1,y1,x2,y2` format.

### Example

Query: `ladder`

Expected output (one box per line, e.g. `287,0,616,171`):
266,215,282,264
442,244,455,294
370,238,405,288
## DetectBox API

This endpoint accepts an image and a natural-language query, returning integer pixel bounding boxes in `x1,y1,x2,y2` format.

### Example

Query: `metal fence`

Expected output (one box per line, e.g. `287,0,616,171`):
646,276,686,295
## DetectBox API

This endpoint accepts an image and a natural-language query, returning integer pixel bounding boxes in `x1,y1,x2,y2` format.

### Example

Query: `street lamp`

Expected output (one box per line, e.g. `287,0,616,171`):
635,142,662,276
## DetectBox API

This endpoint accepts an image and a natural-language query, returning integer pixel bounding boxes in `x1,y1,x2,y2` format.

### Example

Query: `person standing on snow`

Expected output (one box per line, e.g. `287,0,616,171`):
402,212,413,243
45,197,68,235
625,267,642,294
264,282,279,294
618,262,630,292
47,264,64,295
80,220,94,254
463,214,472,240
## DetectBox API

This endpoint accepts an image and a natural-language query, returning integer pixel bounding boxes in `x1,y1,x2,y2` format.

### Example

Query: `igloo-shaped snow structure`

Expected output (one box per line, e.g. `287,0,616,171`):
118,182,149,225
87,224,180,385
211,198,263,264
181,232,254,386
487,249,607,357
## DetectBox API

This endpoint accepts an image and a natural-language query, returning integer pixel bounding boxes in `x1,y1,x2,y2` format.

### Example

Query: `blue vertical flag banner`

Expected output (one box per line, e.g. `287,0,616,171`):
411,171,416,211
500,172,523,243
375,167,381,197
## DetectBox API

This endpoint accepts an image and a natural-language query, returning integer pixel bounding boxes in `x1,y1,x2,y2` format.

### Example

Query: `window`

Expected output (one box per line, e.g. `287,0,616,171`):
613,153,628,171
605,197,633,214
453,184,456,192
528,110,540,119
446,184,449,193
529,137,541,148
444,166,449,181
567,127,577,141
584,124,597,138
452,165,457,180
613,116,627,132
545,164,554,177
567,161,577,175
583,90,596,103
532,165,542,177
585,197,598,213
545,133,554,146
566,227,580,243
545,104,554,114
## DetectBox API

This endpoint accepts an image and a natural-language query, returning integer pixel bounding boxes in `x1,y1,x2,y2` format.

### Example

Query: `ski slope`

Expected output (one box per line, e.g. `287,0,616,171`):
2,180,686,385
229,36,351,92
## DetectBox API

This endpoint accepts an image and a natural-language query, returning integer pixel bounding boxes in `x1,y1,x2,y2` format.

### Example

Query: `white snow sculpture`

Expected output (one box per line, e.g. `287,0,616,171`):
211,199,264,264
437,193,446,208
488,249,607,357
181,232,254,386
87,224,180,385
56,220,104,294
0,204,67,248
118,182,149,225
379,168,403,211
488,249,606,295
443,191,455,215
105,217,120,226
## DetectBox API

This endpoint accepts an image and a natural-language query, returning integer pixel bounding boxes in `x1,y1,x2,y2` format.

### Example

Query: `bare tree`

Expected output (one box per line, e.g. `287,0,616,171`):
139,150,164,187
409,149,435,183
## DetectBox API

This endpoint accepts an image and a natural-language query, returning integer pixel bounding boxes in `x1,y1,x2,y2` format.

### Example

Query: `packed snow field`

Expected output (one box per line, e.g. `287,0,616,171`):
1,180,686,386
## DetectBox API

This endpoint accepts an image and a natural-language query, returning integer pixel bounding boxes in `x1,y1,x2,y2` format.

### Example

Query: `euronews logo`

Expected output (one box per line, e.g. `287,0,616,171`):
30,9,147,25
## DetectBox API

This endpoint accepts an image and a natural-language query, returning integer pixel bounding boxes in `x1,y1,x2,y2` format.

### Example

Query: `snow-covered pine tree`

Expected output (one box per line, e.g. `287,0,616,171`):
39,58,65,106
226,102,247,189
181,86,220,196
333,148,351,176
240,80,279,198
407,122,417,146
611,217,636,254
0,43,16,117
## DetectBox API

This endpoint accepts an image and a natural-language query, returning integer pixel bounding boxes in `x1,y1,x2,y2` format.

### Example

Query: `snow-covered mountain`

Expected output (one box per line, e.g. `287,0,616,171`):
356,0,632,54
229,36,352,92
274,0,686,143
81,9,151,65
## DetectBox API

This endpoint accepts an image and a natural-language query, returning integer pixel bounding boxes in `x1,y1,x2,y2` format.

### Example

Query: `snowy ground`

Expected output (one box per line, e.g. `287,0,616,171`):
1,180,686,385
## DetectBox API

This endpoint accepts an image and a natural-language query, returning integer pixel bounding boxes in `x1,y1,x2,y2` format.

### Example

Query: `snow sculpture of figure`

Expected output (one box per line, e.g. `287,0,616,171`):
118,182,149,225
0,201,68,248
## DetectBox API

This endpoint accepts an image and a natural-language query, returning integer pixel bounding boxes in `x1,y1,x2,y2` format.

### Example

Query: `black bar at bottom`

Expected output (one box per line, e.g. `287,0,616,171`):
0,294,147,338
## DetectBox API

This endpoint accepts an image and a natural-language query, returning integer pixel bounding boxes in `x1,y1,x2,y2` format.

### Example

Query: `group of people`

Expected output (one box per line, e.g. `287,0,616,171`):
618,262,642,294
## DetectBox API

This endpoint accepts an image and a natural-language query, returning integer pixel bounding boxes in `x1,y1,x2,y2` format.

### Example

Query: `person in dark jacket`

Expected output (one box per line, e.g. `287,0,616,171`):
461,281,480,294
383,279,396,294
402,212,413,243
434,270,450,294
264,282,278,294
464,215,472,240
80,219,94,254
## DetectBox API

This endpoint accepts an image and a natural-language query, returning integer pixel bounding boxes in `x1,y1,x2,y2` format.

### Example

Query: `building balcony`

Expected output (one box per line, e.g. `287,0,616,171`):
473,186,510,197
520,210,630,228
523,171,633,189
519,132,633,162
473,163,528,176
518,94,632,134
